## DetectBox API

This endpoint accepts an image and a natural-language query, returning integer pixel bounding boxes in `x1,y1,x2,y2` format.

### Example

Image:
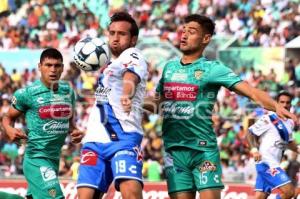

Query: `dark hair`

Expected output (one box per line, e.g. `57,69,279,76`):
276,90,293,101
184,14,215,35
40,48,63,63
109,11,139,37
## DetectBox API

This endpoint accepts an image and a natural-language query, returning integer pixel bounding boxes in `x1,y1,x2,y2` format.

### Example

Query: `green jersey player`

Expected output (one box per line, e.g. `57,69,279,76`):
2,48,83,199
152,14,297,199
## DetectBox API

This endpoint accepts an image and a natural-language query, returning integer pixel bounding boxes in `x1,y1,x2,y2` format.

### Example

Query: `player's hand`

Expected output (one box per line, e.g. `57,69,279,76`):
5,127,27,143
70,129,84,144
120,95,132,114
252,152,262,162
275,104,298,124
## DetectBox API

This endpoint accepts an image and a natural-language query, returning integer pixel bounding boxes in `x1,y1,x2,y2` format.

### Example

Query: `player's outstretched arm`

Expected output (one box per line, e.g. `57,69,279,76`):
2,107,27,142
232,81,297,123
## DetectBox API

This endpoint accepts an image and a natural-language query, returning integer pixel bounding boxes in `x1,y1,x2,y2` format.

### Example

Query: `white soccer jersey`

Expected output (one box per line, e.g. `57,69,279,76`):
83,47,148,143
248,111,295,167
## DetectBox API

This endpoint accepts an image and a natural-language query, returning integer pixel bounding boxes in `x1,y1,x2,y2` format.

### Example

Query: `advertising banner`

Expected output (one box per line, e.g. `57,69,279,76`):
1,179,298,199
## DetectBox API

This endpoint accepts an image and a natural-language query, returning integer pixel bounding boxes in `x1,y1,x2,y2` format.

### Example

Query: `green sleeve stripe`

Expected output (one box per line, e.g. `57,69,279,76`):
228,80,243,90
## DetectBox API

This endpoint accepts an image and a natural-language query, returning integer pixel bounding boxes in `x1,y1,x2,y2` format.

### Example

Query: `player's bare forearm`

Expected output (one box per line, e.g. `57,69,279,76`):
247,131,261,161
122,71,139,97
233,81,297,122
121,71,139,113
2,108,27,141
288,141,299,153
233,81,276,110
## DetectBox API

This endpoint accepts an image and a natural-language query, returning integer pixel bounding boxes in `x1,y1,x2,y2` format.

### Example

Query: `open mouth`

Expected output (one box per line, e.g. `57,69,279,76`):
180,40,187,45
49,75,57,79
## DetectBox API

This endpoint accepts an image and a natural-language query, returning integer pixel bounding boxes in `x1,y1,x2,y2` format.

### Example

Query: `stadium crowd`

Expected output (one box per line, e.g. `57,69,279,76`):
0,0,300,184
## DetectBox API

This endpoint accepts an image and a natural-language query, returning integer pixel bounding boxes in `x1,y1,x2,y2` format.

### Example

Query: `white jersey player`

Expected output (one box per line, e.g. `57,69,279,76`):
77,12,148,199
82,47,147,144
247,91,299,199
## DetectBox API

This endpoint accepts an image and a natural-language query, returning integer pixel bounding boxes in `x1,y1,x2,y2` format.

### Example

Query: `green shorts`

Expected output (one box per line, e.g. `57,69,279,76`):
164,147,224,194
23,156,64,199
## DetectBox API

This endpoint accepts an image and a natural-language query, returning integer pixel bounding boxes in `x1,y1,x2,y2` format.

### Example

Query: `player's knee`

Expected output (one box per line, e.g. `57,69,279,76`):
119,180,143,199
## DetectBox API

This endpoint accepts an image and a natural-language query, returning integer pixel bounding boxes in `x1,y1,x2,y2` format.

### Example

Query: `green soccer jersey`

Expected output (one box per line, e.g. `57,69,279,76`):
12,80,75,160
156,57,242,151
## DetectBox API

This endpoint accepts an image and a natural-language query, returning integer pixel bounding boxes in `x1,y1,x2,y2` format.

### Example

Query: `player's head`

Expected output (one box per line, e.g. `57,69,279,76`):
276,90,293,111
38,48,64,89
108,11,139,58
180,14,215,55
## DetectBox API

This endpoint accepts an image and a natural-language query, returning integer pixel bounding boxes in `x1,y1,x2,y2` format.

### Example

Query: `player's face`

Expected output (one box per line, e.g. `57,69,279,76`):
278,95,292,111
180,21,211,54
39,57,63,89
108,21,137,58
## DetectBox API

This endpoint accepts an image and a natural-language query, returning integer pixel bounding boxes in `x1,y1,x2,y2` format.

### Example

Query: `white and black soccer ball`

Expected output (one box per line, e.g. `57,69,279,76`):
73,37,110,71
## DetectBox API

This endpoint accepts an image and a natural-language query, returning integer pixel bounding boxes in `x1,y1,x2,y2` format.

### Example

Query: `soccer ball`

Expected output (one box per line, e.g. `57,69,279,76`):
73,37,110,71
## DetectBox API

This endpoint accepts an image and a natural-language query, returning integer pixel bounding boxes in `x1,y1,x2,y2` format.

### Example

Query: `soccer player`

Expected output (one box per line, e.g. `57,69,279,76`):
247,91,298,199
76,12,148,199
151,14,297,199
2,48,83,199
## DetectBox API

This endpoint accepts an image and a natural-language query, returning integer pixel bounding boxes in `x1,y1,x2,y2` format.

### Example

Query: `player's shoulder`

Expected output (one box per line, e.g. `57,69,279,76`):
205,59,228,70
120,47,145,60
25,80,48,95
164,58,180,70
15,80,40,96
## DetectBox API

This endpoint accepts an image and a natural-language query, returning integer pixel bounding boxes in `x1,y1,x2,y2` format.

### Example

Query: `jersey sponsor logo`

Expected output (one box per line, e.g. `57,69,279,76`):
38,104,72,119
43,120,69,132
37,97,44,104
133,147,143,162
162,101,195,119
274,140,287,150
163,82,198,101
40,166,57,181
95,86,111,104
80,150,98,166
11,96,17,105
199,161,217,172
171,73,187,81
266,168,280,176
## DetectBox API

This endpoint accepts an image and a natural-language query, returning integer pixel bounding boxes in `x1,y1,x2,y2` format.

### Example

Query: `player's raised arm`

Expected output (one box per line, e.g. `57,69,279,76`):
121,71,140,113
232,81,297,123
2,107,28,142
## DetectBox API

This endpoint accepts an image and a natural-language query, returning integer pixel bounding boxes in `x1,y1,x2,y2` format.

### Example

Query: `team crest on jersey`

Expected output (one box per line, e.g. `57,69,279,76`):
194,70,203,80
199,161,217,172
267,168,280,176
133,147,143,162
48,189,56,198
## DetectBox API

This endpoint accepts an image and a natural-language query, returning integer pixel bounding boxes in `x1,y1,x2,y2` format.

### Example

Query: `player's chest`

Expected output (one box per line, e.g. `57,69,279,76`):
31,93,73,119
162,67,208,101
